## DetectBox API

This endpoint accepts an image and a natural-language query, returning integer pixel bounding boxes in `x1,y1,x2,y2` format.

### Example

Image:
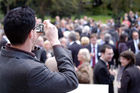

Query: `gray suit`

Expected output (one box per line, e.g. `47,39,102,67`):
0,45,78,93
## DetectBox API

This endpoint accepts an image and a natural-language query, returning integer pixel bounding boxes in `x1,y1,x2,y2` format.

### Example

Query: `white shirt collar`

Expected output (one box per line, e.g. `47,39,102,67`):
91,43,97,48
100,57,108,66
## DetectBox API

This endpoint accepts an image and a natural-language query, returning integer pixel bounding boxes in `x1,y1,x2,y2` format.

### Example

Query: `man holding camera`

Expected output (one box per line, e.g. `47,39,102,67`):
0,6,78,93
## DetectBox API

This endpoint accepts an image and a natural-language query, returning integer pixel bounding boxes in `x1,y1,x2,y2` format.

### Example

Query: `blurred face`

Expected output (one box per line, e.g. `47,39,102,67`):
44,41,51,50
102,48,114,62
120,57,130,67
77,52,84,62
100,33,104,40
133,32,139,40
56,16,60,21
60,38,67,48
90,37,97,45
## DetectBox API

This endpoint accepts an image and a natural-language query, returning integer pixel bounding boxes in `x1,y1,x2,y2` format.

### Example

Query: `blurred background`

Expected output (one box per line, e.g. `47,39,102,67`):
0,0,140,23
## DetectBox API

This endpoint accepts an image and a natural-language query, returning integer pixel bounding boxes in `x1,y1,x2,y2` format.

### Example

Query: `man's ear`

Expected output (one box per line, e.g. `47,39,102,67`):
28,30,33,39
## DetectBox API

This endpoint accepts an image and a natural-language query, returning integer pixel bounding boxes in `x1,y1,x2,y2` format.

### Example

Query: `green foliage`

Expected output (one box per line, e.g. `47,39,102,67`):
90,15,112,23
50,0,80,17
0,11,4,22
0,0,140,20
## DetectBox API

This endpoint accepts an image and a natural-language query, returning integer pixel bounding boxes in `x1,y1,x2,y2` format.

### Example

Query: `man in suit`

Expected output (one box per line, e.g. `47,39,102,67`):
0,6,78,93
68,31,81,67
127,31,140,54
85,33,100,68
94,45,115,93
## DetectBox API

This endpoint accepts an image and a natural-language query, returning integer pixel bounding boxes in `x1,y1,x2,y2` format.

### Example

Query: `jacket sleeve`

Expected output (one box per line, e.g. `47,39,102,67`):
27,46,78,93
118,70,130,93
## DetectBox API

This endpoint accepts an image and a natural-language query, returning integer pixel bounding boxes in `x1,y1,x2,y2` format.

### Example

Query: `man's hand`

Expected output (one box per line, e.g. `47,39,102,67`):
109,69,116,76
43,20,60,46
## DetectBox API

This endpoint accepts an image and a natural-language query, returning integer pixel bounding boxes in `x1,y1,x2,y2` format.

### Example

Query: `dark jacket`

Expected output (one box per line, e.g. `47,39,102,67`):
94,59,114,93
118,42,128,54
32,46,47,63
68,42,81,67
0,45,78,93
119,64,140,93
136,52,140,66
127,40,135,53
0,38,7,50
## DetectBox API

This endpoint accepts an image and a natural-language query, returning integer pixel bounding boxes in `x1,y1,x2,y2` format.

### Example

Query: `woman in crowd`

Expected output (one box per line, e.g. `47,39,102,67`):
80,36,90,47
76,48,93,84
118,50,140,93
118,33,128,54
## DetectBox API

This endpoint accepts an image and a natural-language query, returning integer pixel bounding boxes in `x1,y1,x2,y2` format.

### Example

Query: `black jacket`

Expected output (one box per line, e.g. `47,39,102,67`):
119,64,140,93
68,42,81,67
32,46,47,63
136,52,140,66
94,59,114,93
0,45,78,93
127,40,135,53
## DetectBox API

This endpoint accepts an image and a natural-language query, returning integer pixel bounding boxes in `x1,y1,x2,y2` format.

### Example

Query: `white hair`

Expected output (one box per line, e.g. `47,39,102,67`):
79,48,91,62
82,26,90,33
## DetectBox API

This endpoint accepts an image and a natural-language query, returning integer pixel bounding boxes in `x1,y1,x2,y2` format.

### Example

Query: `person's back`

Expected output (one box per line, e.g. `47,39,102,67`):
0,45,78,93
0,6,78,93
68,32,81,67
0,47,37,93
118,42,128,54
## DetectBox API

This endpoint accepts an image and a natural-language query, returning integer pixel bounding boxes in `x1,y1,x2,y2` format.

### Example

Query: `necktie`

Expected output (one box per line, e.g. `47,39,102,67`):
92,47,95,68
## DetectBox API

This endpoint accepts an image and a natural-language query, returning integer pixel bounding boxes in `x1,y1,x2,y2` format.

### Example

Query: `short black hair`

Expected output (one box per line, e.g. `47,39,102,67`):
100,45,112,53
4,6,35,45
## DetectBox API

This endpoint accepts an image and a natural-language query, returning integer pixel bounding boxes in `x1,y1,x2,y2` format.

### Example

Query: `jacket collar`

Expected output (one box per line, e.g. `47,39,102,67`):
0,44,36,60
99,58,108,67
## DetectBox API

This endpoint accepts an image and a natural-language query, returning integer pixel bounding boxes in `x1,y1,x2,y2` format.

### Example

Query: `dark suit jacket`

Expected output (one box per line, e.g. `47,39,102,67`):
68,42,81,67
118,42,128,54
0,45,78,93
32,46,47,63
136,52,140,66
0,38,7,50
127,40,135,53
94,59,114,93
119,64,140,93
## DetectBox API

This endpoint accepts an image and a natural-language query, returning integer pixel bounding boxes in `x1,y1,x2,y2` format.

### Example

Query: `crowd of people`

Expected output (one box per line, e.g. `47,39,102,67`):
0,7,140,93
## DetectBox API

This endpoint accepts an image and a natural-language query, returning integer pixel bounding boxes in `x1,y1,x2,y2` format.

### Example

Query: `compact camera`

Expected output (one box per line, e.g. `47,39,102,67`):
34,23,44,33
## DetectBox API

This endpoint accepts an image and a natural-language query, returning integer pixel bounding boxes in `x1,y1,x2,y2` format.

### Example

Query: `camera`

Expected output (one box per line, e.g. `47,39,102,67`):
34,23,44,33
